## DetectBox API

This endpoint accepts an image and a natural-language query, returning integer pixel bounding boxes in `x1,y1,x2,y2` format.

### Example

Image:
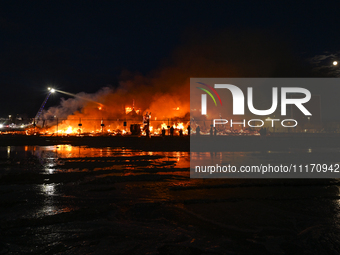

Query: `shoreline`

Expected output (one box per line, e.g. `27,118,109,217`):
1,133,340,151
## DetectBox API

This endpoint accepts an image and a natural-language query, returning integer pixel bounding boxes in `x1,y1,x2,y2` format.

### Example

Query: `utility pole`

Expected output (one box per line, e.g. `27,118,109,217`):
101,118,104,134
167,118,170,136
78,118,82,136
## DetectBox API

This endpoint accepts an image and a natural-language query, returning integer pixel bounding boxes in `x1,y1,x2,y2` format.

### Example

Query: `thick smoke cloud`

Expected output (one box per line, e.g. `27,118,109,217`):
42,29,315,130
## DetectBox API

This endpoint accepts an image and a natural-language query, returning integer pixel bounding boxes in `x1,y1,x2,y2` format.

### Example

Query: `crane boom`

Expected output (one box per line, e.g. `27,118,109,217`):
34,91,52,121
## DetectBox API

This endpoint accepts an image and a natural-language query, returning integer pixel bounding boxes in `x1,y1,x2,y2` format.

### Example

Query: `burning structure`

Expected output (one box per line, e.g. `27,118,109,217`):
33,75,191,136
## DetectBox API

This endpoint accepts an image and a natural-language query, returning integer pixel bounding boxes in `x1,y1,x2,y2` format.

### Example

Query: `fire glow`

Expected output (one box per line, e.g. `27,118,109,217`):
47,119,189,136
39,96,191,136
36,79,192,136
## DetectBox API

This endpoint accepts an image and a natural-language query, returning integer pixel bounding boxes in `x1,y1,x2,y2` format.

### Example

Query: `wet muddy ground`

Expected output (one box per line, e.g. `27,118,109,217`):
1,146,340,254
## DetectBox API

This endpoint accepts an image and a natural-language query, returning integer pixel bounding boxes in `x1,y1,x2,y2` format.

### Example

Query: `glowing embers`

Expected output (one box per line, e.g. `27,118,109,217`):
173,122,184,130
125,107,132,114
65,126,73,134
125,106,140,115
45,119,190,137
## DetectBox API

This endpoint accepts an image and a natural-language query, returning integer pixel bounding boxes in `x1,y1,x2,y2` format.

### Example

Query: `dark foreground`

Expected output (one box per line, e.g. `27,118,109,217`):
1,145,340,254
0,136,190,151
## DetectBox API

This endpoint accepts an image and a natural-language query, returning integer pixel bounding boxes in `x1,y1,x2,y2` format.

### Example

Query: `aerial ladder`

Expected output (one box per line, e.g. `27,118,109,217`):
33,88,55,125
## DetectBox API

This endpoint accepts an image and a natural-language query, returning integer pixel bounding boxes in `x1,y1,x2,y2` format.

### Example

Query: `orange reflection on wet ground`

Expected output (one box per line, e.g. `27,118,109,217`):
31,145,190,176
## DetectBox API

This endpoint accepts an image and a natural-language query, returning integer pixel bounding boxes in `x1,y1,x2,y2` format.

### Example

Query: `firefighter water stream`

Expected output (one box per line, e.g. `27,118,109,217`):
1,145,340,254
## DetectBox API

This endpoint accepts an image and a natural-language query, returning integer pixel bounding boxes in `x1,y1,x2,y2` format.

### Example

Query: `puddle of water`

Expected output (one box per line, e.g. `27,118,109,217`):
0,145,190,174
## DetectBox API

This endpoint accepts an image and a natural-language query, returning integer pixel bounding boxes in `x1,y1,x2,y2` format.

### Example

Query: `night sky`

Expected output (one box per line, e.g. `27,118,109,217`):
1,1,340,117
